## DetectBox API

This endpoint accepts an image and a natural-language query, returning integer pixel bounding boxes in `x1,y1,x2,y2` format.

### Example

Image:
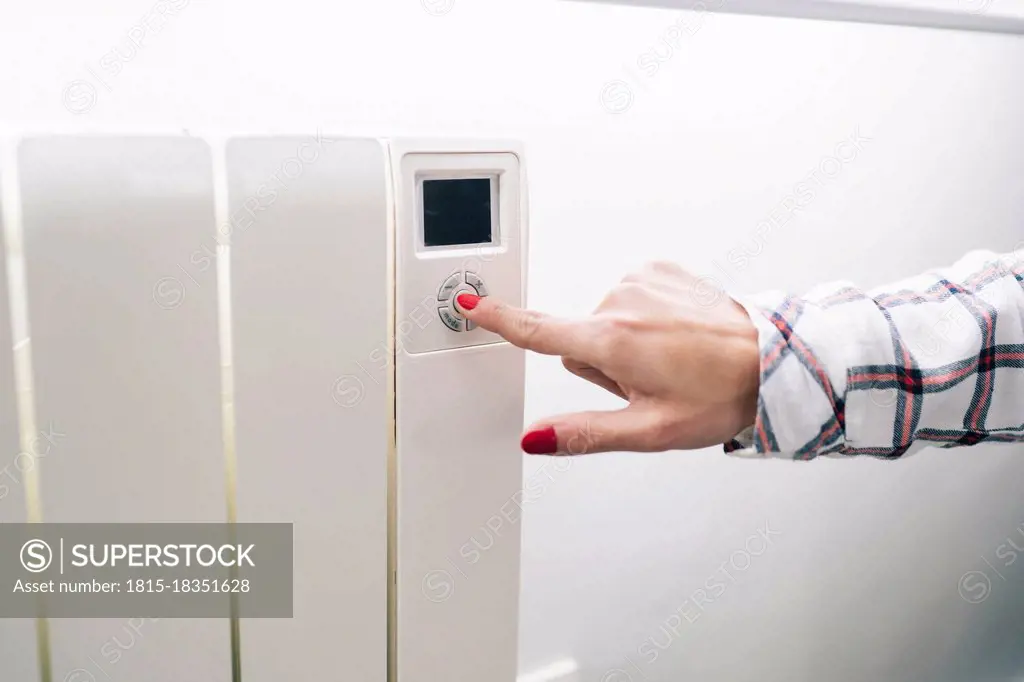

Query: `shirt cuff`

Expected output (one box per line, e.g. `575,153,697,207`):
722,289,858,460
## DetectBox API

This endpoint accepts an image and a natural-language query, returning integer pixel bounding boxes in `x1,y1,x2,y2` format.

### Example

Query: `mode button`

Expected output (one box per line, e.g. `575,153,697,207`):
438,306,465,332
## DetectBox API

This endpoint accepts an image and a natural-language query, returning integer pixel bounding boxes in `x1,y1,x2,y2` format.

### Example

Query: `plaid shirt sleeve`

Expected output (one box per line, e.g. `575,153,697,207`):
724,249,1024,460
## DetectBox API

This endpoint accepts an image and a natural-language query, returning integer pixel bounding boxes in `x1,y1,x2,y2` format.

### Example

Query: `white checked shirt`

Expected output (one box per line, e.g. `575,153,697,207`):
725,250,1024,459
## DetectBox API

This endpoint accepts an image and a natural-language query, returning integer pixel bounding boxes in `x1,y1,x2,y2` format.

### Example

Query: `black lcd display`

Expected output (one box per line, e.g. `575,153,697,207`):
422,178,493,247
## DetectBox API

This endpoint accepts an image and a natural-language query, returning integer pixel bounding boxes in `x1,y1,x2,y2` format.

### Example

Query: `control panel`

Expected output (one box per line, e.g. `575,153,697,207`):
391,142,523,354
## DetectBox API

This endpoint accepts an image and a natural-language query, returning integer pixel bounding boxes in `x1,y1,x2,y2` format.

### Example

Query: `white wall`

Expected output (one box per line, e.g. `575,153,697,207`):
2,1,1023,681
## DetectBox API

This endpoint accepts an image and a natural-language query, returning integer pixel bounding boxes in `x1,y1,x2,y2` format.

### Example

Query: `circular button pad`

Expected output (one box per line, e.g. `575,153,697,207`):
436,271,487,332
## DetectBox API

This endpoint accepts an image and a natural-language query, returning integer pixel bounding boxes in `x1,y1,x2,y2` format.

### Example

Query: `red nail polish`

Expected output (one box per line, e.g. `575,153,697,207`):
456,293,481,311
521,426,558,455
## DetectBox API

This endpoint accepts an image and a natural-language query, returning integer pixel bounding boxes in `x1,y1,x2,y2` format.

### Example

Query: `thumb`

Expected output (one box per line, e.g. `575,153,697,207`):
521,405,667,455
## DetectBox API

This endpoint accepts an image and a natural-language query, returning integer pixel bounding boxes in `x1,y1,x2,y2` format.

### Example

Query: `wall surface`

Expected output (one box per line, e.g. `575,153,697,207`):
2,1,1023,681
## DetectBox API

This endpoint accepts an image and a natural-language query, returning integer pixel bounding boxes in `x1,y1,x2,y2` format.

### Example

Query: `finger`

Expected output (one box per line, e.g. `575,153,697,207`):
520,405,669,455
457,294,597,360
562,357,627,400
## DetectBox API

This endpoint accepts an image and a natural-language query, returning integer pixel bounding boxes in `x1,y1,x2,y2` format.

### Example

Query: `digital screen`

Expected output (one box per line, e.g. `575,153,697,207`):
422,178,493,247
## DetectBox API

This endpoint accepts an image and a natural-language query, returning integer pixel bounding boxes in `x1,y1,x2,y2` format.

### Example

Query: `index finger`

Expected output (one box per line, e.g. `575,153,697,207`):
457,294,593,359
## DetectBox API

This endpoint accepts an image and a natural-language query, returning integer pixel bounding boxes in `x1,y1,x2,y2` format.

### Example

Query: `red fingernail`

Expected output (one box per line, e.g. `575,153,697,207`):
456,293,481,311
521,426,558,455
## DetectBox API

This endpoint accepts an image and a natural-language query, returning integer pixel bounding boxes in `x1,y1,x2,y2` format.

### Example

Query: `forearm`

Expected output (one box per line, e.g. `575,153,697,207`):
727,249,1024,459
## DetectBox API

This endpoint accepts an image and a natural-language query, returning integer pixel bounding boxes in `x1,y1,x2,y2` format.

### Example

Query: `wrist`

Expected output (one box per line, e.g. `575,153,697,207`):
730,301,761,434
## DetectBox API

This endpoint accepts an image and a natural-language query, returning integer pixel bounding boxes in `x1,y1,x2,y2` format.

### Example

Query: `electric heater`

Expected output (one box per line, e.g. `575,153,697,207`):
0,134,527,682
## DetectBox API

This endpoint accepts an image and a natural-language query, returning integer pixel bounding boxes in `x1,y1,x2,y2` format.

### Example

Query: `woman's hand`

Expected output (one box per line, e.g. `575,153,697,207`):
455,261,761,456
